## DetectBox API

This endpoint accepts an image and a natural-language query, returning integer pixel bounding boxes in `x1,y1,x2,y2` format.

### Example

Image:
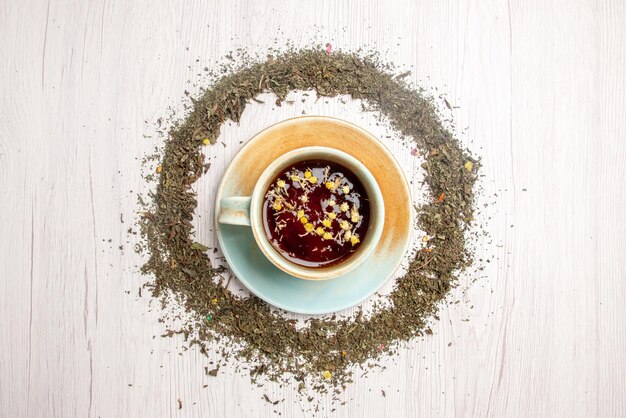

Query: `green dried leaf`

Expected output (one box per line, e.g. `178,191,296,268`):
191,242,209,251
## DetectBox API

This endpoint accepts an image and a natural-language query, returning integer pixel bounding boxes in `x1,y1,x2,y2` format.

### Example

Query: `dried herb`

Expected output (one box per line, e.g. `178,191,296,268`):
139,47,479,397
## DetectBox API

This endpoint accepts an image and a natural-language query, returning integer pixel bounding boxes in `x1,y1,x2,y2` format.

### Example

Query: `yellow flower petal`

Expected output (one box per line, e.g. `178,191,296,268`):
304,223,314,232
315,227,325,236
342,185,350,194
322,218,332,228
297,210,305,219
350,235,360,246
328,199,336,207
350,205,360,223
464,161,474,171
276,179,286,188
202,138,210,145
304,170,312,178
322,370,332,380
340,202,349,212
300,216,308,224
308,176,318,184
328,212,337,220
323,232,333,240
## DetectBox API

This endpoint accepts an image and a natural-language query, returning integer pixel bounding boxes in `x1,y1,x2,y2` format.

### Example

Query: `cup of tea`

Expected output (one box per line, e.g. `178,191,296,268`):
218,146,385,280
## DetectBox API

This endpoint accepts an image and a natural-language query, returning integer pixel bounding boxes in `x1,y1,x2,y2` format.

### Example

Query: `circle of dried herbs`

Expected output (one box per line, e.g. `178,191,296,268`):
140,48,478,392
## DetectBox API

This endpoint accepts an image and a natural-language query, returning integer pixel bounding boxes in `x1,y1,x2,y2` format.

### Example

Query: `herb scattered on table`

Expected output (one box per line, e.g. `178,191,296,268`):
138,47,479,396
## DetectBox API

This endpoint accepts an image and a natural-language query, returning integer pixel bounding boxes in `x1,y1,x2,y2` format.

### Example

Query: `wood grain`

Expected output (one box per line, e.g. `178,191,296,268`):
1,0,625,417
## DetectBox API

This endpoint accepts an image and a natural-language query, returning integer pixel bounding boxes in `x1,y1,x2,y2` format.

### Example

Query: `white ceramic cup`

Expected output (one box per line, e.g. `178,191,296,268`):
218,146,385,280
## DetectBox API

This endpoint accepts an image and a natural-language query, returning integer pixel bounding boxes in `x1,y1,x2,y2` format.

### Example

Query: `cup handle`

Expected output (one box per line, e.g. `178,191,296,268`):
218,196,252,226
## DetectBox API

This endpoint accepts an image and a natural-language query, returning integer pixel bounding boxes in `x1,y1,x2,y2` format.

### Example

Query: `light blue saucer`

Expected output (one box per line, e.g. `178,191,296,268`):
214,117,412,314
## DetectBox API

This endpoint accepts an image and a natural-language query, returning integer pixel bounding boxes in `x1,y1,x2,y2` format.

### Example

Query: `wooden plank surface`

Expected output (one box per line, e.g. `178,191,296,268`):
1,1,625,417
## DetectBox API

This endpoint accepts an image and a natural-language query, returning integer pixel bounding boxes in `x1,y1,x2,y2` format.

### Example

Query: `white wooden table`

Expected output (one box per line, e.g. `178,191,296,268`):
2,1,625,417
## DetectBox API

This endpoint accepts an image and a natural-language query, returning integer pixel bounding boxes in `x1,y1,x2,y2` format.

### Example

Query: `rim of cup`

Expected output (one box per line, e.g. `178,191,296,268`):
249,146,385,281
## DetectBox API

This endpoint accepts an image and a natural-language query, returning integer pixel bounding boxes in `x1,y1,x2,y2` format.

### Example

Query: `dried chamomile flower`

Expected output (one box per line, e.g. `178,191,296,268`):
350,205,360,223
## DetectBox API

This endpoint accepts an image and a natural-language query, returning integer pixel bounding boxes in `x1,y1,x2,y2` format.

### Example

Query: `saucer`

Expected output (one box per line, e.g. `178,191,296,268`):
215,116,412,314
